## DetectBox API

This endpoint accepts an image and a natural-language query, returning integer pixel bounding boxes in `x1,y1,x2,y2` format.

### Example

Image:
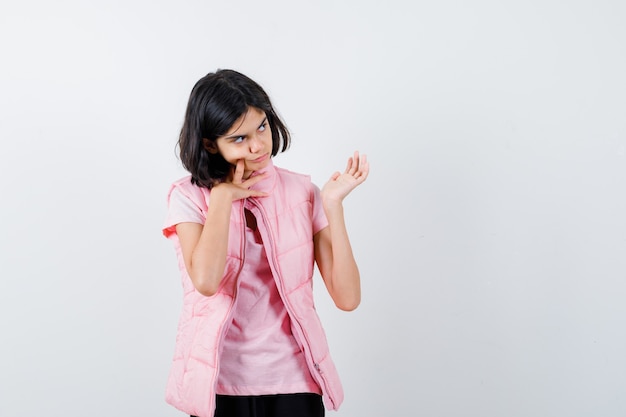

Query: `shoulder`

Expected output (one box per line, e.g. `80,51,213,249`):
273,165,321,204
170,175,197,191
167,175,211,207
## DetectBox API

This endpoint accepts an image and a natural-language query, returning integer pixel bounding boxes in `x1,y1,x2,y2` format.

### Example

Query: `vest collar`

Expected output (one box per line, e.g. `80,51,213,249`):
248,158,277,194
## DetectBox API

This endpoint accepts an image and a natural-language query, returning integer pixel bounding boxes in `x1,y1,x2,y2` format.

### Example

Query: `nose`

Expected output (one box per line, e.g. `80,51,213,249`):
249,134,262,153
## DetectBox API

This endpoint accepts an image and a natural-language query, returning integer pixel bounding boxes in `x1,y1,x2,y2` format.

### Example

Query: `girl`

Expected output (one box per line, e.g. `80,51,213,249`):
163,69,368,417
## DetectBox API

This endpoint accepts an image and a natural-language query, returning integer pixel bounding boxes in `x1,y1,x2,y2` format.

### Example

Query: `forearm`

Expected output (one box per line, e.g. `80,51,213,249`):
323,201,361,311
188,187,233,296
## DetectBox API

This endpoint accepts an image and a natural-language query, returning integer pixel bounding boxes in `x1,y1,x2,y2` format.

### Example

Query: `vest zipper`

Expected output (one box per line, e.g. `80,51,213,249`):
211,202,246,414
249,199,336,409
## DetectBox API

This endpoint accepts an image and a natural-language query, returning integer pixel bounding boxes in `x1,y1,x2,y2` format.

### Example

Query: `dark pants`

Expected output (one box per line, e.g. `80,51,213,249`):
192,393,325,417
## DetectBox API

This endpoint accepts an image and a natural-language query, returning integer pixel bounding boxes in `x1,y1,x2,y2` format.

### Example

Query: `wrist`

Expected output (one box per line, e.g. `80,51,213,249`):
322,196,344,212
211,183,235,202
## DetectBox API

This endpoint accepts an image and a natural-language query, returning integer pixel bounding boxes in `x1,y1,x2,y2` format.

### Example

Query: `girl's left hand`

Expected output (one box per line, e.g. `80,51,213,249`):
321,151,369,204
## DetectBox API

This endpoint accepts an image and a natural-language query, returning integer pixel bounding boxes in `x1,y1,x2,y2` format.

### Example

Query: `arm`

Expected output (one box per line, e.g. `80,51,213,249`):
176,160,268,296
314,151,369,311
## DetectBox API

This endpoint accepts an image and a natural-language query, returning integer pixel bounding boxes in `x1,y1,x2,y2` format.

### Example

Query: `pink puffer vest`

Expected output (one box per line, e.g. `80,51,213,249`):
163,161,343,417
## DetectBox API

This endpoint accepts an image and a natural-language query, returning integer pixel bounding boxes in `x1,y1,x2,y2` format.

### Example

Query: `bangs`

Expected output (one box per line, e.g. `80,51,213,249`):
199,89,249,140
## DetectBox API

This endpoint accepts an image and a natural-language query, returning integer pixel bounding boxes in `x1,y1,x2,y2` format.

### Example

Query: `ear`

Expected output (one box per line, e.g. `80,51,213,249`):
203,138,218,154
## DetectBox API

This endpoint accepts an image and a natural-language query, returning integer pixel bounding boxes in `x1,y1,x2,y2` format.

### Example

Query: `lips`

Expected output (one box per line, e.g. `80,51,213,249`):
251,153,269,163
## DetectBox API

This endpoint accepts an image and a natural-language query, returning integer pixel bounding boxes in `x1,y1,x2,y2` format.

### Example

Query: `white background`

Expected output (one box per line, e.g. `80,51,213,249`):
1,0,625,416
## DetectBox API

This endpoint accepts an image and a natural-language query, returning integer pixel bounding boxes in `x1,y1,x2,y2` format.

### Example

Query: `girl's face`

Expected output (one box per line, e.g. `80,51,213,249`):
214,107,273,179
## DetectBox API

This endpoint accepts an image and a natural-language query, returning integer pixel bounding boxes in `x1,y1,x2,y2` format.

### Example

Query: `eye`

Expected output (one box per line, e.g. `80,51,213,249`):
233,136,245,144
258,122,267,132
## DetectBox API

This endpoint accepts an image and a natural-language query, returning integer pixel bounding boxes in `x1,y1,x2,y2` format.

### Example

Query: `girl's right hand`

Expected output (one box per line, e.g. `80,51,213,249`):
214,159,269,201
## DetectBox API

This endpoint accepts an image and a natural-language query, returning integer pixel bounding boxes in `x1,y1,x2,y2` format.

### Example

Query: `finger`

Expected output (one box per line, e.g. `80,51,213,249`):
233,160,245,184
329,171,341,182
242,171,268,187
344,156,353,174
351,154,367,181
358,164,369,182
345,159,356,176
348,151,360,176
247,190,269,198
358,154,367,174
356,156,369,182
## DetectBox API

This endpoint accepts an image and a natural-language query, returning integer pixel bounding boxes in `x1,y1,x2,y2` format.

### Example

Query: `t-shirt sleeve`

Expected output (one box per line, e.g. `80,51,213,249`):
163,186,205,238
311,183,328,235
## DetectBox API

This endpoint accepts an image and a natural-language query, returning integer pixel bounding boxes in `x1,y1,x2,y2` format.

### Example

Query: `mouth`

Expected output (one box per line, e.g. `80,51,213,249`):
251,153,269,163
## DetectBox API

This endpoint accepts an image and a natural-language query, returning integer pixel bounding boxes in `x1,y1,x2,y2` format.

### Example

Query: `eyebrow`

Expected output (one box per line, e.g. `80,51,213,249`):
223,117,267,140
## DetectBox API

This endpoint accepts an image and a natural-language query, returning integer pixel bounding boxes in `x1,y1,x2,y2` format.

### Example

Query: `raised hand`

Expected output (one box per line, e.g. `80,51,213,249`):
321,151,369,205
